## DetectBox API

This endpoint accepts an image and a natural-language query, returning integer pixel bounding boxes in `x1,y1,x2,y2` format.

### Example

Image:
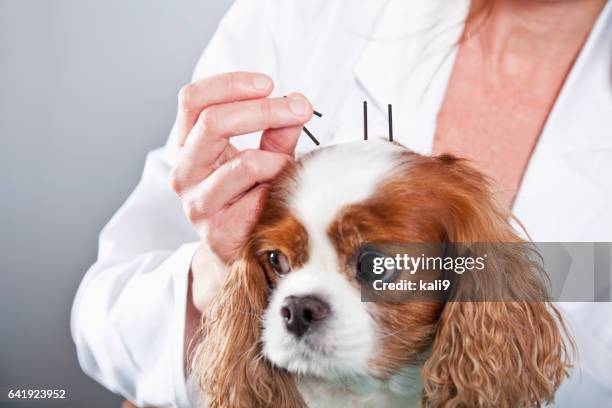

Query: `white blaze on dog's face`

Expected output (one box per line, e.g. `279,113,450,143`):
262,140,394,379
255,139,445,380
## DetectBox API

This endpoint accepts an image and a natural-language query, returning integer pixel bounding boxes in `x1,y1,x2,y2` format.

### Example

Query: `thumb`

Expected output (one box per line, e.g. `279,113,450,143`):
259,125,303,155
260,93,312,154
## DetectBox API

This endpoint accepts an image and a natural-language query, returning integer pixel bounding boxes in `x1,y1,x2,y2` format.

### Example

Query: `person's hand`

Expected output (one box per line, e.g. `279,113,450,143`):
169,72,312,311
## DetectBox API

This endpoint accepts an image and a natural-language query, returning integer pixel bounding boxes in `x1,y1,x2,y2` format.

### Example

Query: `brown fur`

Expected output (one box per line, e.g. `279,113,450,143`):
192,146,572,408
191,162,307,407
414,157,573,408
191,245,306,408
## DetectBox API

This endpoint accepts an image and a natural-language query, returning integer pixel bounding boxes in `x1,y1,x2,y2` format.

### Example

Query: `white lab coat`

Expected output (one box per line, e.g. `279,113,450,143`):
71,0,612,406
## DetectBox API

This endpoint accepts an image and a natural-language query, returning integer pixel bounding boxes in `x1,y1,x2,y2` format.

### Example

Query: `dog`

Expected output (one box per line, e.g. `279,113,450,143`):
191,139,572,408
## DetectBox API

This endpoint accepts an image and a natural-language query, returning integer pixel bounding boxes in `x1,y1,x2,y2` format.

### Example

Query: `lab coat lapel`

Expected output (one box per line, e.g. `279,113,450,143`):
514,1,612,241
536,0,612,155
353,0,469,153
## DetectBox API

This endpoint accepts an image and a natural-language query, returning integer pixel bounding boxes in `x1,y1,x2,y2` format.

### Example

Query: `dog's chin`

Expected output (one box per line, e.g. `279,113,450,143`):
261,319,374,380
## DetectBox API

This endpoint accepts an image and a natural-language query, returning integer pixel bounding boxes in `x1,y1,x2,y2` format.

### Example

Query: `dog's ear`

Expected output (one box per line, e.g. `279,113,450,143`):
192,246,305,408
420,156,573,408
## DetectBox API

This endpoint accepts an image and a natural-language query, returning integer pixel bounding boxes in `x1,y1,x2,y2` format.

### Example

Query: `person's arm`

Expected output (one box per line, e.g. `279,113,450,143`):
71,146,200,406
70,1,287,406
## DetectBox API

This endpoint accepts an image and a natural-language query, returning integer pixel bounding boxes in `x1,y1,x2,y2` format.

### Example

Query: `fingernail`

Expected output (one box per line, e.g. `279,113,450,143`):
289,97,309,116
252,75,271,90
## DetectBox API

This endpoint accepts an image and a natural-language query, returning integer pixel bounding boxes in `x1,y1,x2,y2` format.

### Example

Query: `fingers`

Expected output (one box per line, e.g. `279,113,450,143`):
174,148,291,261
181,149,291,220
190,93,311,140
171,72,315,262
176,72,274,146
174,94,312,184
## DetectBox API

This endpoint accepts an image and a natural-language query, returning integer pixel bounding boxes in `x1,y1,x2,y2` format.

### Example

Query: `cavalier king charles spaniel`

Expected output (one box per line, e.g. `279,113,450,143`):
191,139,572,408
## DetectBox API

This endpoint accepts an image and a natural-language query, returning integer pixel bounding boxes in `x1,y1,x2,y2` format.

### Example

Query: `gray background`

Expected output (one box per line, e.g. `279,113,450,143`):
0,0,232,406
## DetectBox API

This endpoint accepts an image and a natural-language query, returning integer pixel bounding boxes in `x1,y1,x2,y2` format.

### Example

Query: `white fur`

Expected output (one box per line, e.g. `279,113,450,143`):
291,138,406,233
297,370,421,408
261,140,419,405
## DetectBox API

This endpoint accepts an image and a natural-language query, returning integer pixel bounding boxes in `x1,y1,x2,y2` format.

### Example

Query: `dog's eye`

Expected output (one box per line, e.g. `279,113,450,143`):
268,250,291,276
357,251,398,283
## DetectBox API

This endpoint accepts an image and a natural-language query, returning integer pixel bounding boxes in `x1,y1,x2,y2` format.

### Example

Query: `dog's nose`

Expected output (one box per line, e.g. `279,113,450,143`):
280,295,330,338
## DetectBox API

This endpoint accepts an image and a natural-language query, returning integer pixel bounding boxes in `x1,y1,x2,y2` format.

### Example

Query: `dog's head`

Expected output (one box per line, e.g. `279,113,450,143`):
193,140,572,408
